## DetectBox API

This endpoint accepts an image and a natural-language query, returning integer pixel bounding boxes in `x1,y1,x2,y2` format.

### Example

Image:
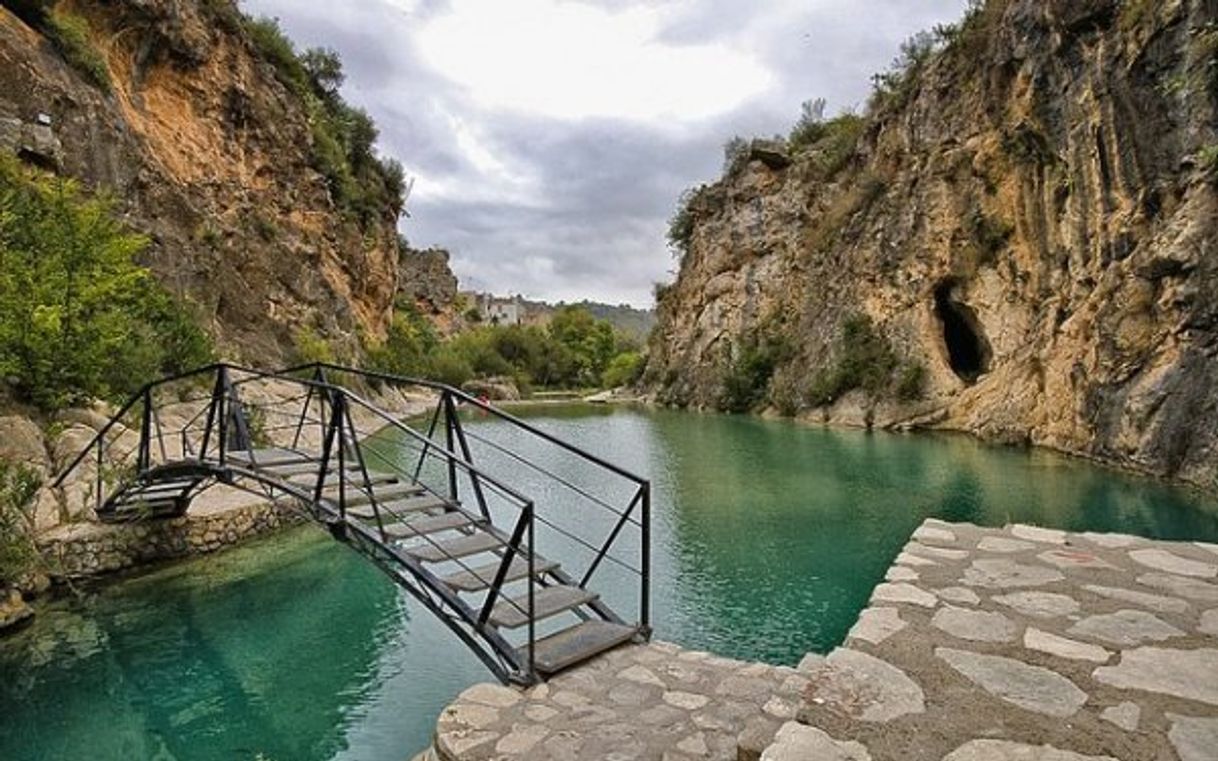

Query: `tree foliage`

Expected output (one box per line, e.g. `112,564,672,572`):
0,157,213,410
245,16,405,225
364,305,638,392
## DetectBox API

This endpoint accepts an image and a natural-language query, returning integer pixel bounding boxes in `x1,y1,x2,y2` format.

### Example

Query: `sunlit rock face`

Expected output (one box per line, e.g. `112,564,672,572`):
0,0,404,362
647,0,1218,485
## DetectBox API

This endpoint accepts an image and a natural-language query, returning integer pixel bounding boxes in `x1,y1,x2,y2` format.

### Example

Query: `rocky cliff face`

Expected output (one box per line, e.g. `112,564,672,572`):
647,0,1218,485
398,244,462,333
0,0,402,361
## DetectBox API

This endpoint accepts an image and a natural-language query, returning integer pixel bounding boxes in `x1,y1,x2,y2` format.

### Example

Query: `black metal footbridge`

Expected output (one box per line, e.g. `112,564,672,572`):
52,363,650,685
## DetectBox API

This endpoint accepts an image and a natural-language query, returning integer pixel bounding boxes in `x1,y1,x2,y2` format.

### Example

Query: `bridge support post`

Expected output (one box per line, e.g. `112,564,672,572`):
137,387,152,474
444,392,458,502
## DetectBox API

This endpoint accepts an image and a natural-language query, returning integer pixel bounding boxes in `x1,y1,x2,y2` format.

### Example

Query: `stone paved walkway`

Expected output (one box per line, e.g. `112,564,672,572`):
427,642,806,760
425,521,1218,761
784,520,1218,761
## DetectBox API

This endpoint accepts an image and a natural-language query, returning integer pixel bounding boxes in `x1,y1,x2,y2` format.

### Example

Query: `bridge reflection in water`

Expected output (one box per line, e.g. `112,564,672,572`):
0,526,491,760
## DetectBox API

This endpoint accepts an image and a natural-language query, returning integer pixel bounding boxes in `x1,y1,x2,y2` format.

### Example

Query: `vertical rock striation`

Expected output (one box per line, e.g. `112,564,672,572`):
647,0,1218,485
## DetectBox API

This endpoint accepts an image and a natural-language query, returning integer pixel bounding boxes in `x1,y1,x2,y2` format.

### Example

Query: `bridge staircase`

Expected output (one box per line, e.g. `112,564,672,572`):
52,363,651,684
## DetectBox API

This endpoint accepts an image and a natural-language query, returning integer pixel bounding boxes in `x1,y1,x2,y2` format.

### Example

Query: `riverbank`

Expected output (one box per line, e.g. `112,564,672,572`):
424,519,1218,760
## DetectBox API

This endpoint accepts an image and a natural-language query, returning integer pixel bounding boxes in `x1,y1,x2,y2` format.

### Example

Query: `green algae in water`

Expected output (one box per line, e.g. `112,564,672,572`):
4,405,1218,760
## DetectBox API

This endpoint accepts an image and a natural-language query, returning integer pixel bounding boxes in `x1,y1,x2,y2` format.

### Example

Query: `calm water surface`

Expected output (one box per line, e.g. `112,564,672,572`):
4,405,1218,760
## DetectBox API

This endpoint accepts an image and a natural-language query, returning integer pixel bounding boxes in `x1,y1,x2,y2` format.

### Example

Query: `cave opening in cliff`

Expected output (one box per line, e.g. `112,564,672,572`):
934,282,991,383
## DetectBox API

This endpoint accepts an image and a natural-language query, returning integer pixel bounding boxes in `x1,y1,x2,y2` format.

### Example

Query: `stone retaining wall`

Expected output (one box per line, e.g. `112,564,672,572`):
36,496,303,579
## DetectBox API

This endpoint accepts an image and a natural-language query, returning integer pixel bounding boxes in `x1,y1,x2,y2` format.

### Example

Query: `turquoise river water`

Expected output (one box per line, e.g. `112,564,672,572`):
3,405,1218,760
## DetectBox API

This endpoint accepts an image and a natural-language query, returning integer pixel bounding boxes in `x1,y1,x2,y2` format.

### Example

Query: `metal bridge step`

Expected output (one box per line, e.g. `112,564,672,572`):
407,532,505,563
441,555,559,593
490,585,599,630
381,511,474,539
289,471,399,489
343,495,445,520
321,481,424,506
125,479,196,496
100,497,184,522
257,460,356,477
228,448,312,466
523,621,637,676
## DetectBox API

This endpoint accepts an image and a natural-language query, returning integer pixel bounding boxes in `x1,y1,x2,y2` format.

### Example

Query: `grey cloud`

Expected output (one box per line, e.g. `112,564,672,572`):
243,0,970,306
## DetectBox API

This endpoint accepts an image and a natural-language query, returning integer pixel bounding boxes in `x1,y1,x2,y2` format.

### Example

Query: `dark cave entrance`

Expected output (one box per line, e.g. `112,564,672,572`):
934,281,991,383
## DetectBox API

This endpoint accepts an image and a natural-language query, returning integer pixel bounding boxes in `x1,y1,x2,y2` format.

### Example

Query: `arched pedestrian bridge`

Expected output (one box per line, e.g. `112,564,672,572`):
52,363,651,685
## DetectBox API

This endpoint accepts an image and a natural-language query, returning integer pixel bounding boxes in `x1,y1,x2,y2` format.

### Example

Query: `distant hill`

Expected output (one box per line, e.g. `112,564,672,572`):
541,299,656,339
465,293,655,339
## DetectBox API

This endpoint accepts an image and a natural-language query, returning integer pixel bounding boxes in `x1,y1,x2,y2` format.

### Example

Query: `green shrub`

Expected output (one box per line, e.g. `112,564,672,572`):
45,10,110,91
427,348,473,388
365,307,437,378
806,315,899,406
812,115,866,179
717,333,790,413
666,188,700,259
722,136,750,174
244,16,404,225
291,327,335,365
246,16,308,94
0,459,41,586
0,157,214,410
895,362,927,401
601,351,643,389
1199,144,1218,176
788,98,828,151
869,30,938,113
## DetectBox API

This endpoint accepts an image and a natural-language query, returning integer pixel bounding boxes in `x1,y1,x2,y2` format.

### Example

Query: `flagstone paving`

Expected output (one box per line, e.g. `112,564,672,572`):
424,520,1218,760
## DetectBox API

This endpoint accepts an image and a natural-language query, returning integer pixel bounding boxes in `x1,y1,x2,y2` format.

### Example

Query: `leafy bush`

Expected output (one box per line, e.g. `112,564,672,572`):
363,305,631,391
789,98,828,150
1199,144,1218,176
722,136,750,174
666,188,700,259
895,362,927,401
244,16,404,225
291,327,335,365
602,351,643,389
365,310,436,377
0,157,213,410
806,315,898,406
869,30,939,113
717,333,791,413
0,459,41,586
426,347,473,388
45,10,110,91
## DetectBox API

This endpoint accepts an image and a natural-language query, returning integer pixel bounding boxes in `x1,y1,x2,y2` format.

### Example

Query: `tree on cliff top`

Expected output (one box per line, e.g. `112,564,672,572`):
245,16,407,226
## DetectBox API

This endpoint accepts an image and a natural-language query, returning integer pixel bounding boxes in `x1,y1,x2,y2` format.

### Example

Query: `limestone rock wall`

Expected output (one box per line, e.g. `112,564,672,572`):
0,0,403,360
647,0,1218,485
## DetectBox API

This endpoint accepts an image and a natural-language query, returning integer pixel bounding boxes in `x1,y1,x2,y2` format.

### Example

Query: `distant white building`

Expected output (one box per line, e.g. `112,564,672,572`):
477,294,524,326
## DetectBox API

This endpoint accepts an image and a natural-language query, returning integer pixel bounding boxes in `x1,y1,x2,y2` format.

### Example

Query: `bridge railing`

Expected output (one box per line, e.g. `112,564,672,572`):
51,362,650,682
50,365,224,512
288,363,652,636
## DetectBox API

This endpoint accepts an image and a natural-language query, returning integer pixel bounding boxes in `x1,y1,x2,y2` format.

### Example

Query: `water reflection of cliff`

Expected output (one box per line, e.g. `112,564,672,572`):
0,528,407,761
641,410,1218,662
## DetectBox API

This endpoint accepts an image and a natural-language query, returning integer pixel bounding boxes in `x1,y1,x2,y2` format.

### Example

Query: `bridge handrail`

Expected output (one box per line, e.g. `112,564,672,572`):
285,362,650,487
50,363,226,490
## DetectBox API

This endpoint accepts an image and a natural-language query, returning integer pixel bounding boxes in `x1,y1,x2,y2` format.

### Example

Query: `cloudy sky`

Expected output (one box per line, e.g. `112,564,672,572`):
243,0,969,307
